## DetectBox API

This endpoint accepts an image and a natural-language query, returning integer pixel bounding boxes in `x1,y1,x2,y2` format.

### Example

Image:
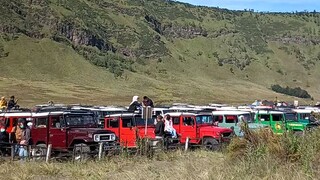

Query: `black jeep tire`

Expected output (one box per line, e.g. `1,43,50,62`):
203,138,220,151
32,144,47,161
73,143,90,161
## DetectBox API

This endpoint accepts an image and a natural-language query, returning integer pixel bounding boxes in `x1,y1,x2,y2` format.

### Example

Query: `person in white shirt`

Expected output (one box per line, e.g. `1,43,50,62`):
164,115,177,138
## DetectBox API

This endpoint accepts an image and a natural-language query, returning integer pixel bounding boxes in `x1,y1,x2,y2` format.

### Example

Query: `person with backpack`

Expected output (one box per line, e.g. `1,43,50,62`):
10,120,22,151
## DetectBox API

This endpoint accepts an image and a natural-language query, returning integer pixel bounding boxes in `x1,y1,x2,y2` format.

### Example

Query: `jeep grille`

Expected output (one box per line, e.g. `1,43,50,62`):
222,132,232,138
94,134,116,142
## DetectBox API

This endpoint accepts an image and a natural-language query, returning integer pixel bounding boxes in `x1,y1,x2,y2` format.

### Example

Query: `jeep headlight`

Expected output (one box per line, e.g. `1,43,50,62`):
111,134,116,141
93,134,100,142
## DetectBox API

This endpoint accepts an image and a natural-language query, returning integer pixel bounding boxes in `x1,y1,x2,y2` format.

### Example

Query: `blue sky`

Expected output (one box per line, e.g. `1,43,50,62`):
177,0,320,12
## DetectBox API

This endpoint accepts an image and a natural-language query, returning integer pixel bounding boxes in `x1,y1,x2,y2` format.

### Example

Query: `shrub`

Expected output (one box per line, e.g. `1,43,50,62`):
271,84,311,98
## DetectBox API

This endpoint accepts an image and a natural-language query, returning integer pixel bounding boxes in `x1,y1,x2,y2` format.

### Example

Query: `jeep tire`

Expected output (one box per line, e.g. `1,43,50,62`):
32,144,47,161
73,143,90,161
203,138,220,151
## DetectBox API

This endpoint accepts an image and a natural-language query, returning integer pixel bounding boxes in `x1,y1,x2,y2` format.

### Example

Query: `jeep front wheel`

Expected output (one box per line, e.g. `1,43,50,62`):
73,143,90,161
203,138,220,151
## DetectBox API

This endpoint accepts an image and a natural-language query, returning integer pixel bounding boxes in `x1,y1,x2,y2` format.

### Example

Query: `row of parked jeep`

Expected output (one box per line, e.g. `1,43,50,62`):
0,103,319,157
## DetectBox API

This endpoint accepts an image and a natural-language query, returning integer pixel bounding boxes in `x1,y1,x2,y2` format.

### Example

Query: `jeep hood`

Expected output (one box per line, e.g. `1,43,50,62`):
248,123,268,129
69,128,115,134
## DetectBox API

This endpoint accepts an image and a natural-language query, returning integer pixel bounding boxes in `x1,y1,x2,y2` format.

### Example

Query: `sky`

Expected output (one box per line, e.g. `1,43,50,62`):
177,0,320,12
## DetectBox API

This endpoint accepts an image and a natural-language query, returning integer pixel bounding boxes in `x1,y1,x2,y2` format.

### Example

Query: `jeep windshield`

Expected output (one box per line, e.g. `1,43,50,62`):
196,115,214,125
285,113,297,122
64,114,97,127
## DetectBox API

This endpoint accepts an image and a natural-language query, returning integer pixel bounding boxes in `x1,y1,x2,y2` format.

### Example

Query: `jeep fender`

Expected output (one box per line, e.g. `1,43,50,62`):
70,137,94,147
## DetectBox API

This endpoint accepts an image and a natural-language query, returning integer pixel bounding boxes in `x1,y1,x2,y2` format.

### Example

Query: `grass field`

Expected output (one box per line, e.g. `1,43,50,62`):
0,36,315,107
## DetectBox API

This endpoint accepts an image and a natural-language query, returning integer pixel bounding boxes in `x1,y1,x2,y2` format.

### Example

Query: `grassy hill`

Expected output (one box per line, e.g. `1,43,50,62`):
0,0,320,106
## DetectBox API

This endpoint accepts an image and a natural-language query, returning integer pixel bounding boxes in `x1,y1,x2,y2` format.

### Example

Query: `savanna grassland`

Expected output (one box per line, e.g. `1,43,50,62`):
2,128,320,180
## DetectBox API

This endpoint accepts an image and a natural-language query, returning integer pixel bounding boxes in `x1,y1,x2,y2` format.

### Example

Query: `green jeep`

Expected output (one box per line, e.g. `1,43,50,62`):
254,110,305,135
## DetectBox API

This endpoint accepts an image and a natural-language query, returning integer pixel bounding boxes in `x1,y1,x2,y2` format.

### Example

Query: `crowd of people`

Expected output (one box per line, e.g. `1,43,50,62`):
0,118,30,161
0,96,19,110
154,114,177,139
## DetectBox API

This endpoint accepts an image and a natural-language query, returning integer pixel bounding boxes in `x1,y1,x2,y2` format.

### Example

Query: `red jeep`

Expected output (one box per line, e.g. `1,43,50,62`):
30,110,118,158
167,112,233,150
104,113,156,148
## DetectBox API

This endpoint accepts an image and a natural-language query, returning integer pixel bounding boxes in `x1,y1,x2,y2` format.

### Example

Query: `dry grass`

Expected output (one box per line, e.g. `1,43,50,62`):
0,144,319,180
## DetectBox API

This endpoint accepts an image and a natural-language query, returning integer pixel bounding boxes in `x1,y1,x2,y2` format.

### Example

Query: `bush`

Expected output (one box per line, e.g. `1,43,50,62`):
271,84,311,98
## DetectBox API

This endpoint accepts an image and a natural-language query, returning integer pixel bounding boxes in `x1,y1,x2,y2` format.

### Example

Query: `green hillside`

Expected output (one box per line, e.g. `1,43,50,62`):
0,0,320,106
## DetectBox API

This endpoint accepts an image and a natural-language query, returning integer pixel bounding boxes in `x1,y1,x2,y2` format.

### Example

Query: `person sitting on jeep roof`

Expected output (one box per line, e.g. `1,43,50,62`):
0,97,7,110
7,96,19,110
142,96,154,108
154,115,165,138
128,96,142,112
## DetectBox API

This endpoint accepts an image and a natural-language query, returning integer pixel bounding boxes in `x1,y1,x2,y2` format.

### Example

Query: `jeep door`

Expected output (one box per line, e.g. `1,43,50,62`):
119,117,136,147
32,117,48,145
105,118,120,138
180,116,197,143
270,114,285,134
48,116,67,148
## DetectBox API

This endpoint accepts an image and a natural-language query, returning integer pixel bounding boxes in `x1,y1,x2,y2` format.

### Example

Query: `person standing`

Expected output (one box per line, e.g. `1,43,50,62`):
17,119,30,161
0,124,9,155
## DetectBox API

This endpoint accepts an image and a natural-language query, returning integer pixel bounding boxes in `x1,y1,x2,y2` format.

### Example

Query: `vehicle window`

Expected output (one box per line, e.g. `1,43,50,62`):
240,114,252,123
134,116,155,126
172,117,180,125
51,116,63,128
225,115,237,123
300,113,310,120
285,113,297,121
259,114,270,121
122,117,133,128
36,118,47,128
272,114,283,121
183,117,194,126
213,115,223,123
4,118,10,128
108,118,119,128
65,115,96,127
13,118,19,127
196,115,213,124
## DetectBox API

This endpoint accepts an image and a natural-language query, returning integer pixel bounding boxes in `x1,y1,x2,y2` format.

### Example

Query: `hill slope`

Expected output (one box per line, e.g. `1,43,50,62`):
0,0,320,106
